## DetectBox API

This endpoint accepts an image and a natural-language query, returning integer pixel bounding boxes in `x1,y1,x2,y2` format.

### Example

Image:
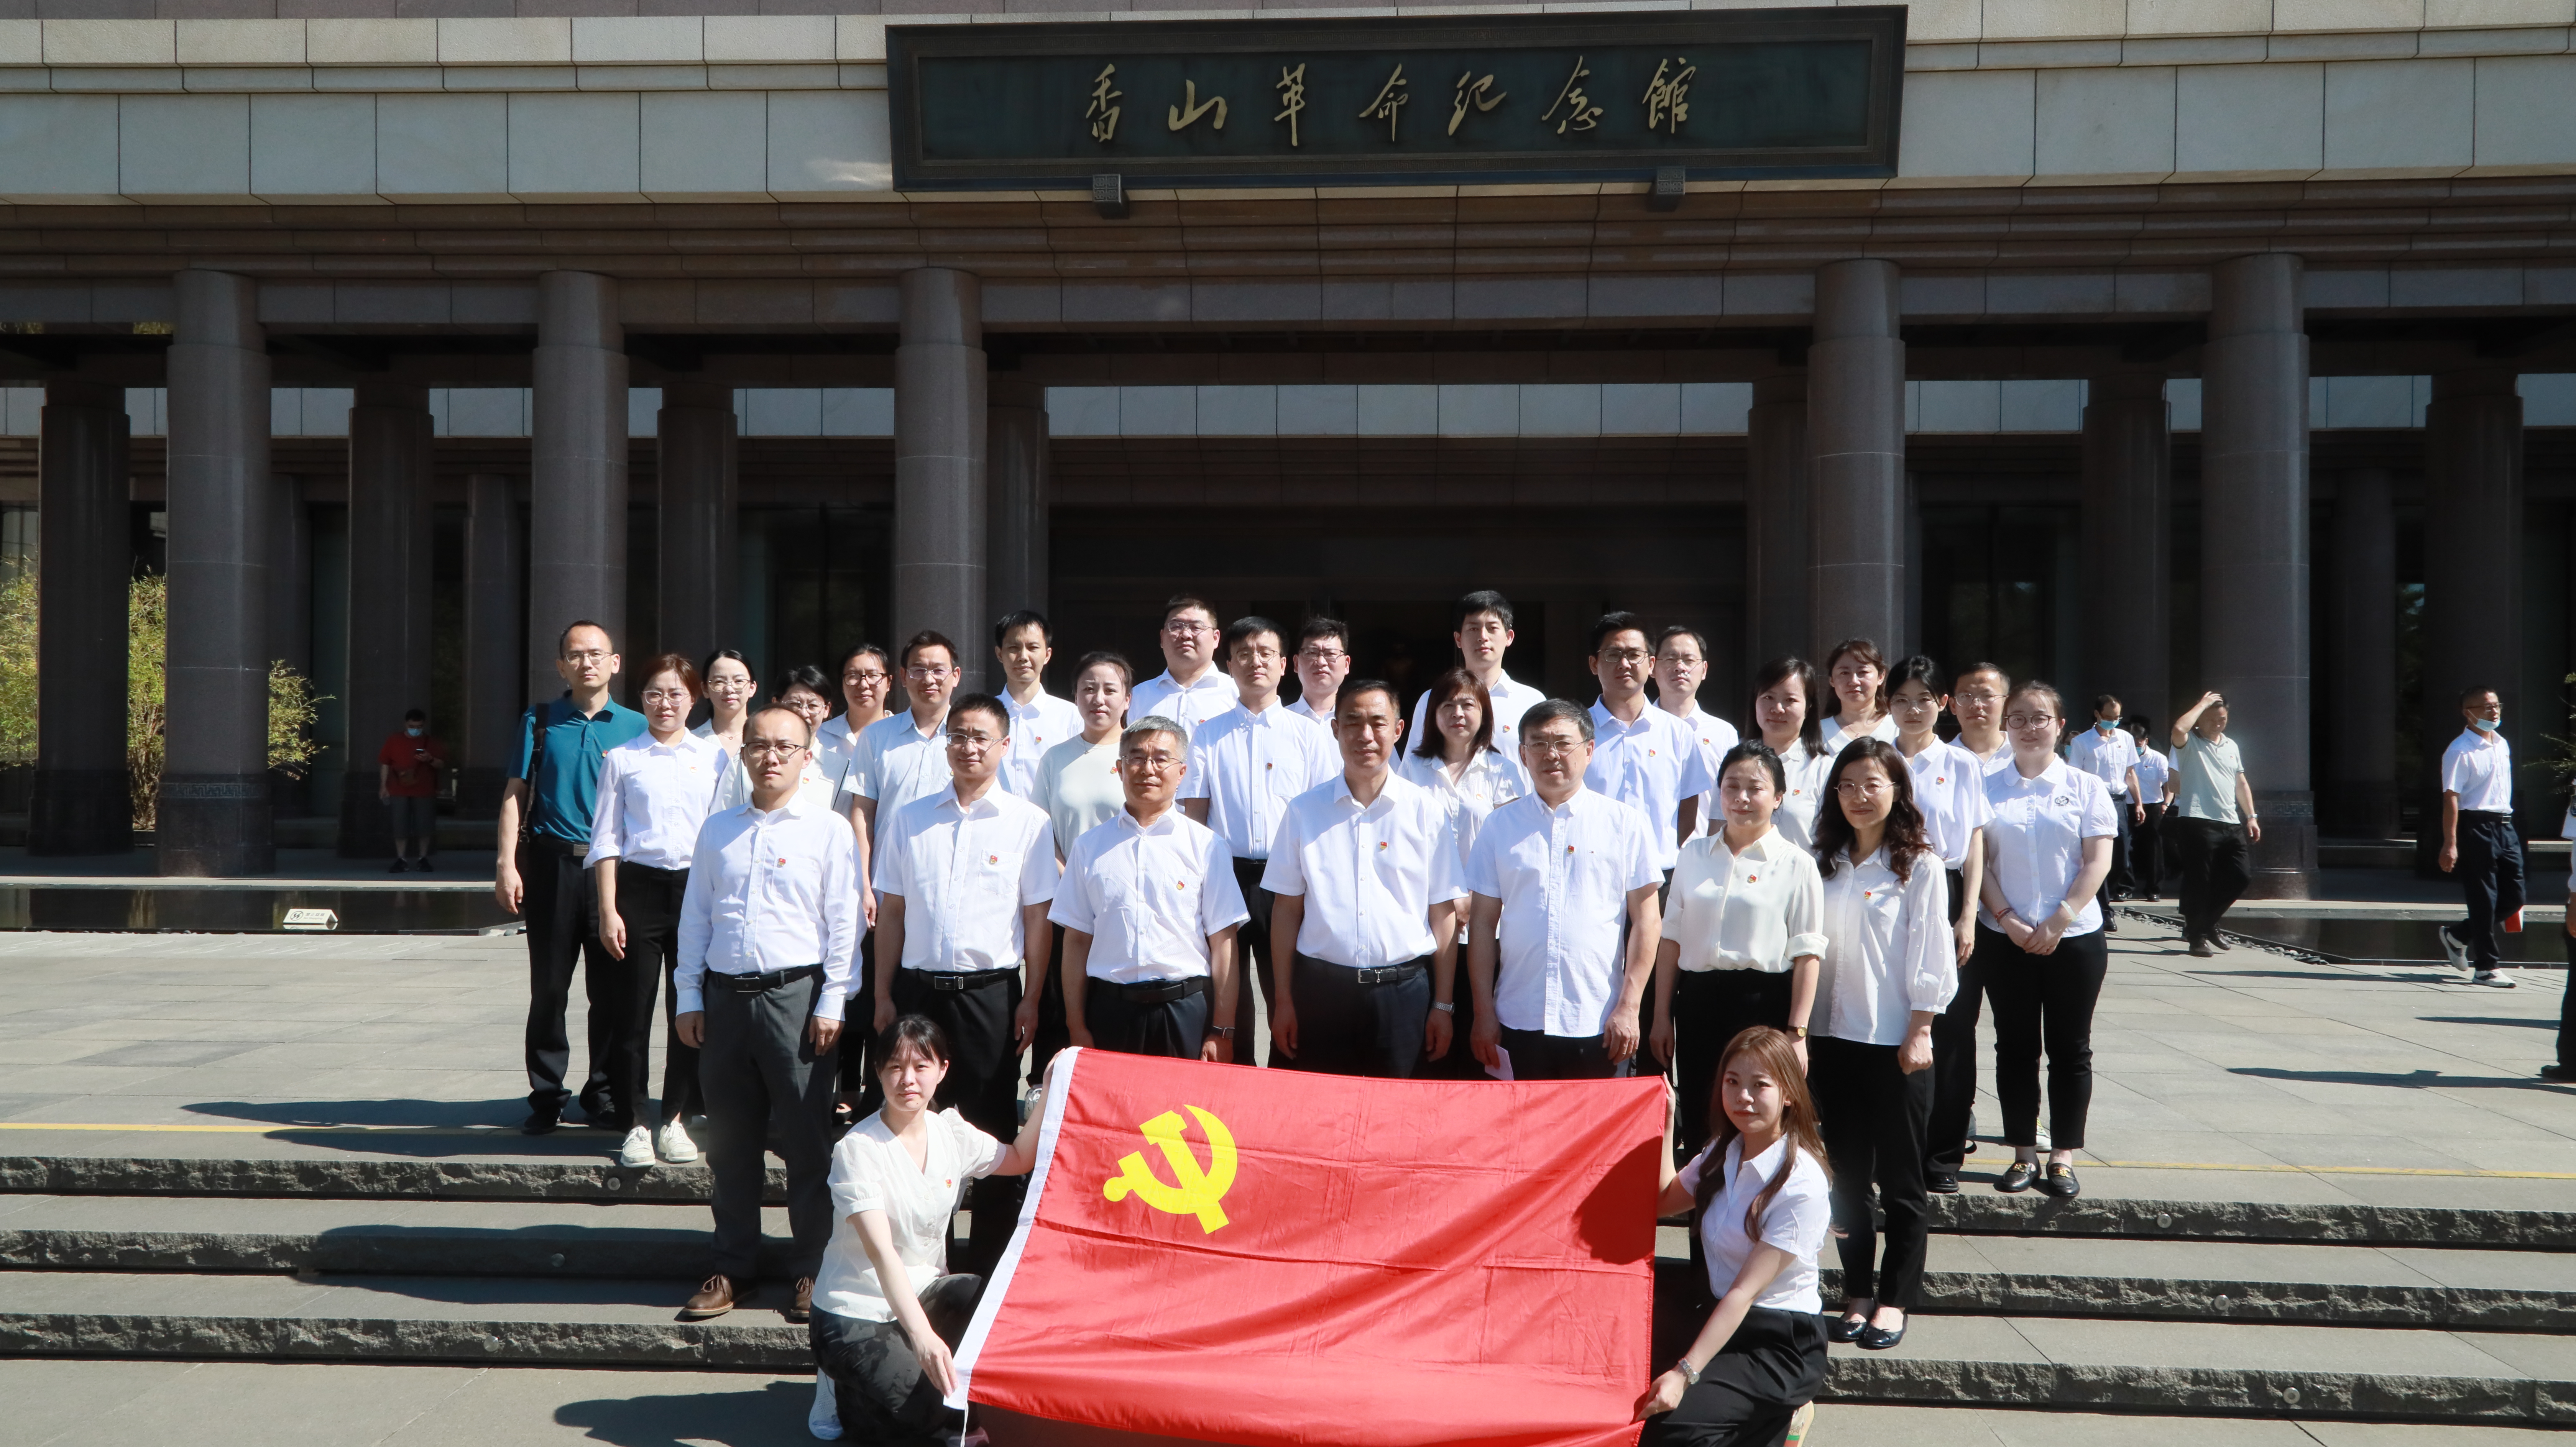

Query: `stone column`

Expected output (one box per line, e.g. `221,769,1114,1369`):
30,380,132,855
1744,374,1810,671
265,473,310,679
160,270,273,876
2420,370,2524,854
1807,259,1907,658
986,375,1050,627
338,384,435,859
2326,468,2399,839
2199,254,2313,896
657,383,737,671
895,268,988,690
528,271,627,702
460,471,524,817
2080,373,2172,726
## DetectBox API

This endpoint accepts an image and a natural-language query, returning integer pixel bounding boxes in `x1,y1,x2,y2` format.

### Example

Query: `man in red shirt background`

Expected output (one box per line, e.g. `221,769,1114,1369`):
379,707,448,873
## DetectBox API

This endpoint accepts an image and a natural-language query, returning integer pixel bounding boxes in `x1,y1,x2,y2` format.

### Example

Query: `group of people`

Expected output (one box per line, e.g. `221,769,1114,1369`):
491,589,2292,1447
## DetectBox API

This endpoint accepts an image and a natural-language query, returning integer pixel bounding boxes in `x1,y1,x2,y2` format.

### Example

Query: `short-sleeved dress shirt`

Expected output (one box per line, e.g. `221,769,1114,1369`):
815,1109,1008,1321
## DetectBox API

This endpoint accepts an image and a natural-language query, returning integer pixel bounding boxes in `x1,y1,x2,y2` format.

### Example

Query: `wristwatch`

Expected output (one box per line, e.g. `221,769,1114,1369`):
1209,1025,1237,1038
1431,1001,1456,1014
1789,1025,1808,1040
1674,1358,1702,1386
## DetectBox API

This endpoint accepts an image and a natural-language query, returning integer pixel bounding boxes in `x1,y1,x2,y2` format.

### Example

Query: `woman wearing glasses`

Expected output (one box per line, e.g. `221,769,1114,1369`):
1748,657,1833,850
588,654,726,1169
1808,738,1954,1352
817,644,895,802
694,649,759,762
712,666,841,813
1975,682,2118,1199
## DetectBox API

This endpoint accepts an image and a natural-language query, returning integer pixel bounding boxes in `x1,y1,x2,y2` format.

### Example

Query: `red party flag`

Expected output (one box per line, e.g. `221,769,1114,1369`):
952,1048,1663,1447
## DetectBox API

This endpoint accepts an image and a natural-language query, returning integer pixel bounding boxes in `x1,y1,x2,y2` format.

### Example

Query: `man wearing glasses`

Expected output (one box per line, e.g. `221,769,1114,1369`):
1584,611,1717,887
672,703,858,1324
497,620,648,1137
868,692,1059,1276
844,630,964,928
1288,617,1352,724
1130,594,1237,741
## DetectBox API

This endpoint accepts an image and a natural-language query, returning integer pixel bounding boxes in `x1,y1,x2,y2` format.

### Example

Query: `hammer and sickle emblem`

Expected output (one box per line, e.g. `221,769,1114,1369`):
1102,1105,1237,1234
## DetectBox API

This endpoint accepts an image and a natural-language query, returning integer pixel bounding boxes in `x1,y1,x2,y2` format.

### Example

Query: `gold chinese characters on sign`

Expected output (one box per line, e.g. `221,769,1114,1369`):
1275,63,1307,146
1641,56,1695,134
1448,71,1505,136
1541,55,1604,135
1167,79,1227,133
1077,52,1705,148
1357,64,1410,141
1086,63,1122,143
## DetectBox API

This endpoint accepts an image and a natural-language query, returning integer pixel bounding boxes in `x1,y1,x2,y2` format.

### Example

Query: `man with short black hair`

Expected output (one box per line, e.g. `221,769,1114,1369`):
992,610,1083,801
846,630,962,925
2438,686,2522,989
2067,694,2146,922
1408,591,1548,775
1465,699,1662,1081
497,620,648,1136
1653,625,1739,842
1585,612,1716,879
1288,617,1352,724
1130,593,1237,740
379,707,446,873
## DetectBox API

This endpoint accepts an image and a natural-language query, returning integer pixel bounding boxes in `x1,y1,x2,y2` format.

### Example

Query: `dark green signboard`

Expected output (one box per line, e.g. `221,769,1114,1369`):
887,10,1904,190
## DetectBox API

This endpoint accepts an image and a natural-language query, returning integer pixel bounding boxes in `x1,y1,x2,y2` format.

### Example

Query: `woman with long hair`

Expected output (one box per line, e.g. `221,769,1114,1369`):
1652,742,1823,1156
1398,666,1528,1079
1747,657,1832,850
1807,738,1955,1350
1976,681,2118,1198
1817,638,1895,756
695,648,759,760
1636,1025,1831,1447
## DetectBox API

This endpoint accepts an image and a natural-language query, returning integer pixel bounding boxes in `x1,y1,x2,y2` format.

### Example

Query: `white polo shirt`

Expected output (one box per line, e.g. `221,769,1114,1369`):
1180,701,1340,860
873,785,1060,974
998,688,1085,801
1818,712,1899,757
2441,728,2515,815
1585,699,1719,872
1770,742,1837,852
1813,847,1957,1047
675,794,861,1020
1409,673,1549,782
2066,725,2142,799
1050,807,1252,984
1901,738,1997,871
1465,788,1661,1037
585,730,726,871
1664,827,1826,974
845,707,954,820
1261,770,1467,970
2133,745,2174,804
1979,758,2120,938
1668,702,1741,837
1128,669,1238,741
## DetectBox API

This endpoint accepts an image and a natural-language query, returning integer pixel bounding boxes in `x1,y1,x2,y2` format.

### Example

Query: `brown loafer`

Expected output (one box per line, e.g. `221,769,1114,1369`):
680,1273,746,1320
784,1276,815,1324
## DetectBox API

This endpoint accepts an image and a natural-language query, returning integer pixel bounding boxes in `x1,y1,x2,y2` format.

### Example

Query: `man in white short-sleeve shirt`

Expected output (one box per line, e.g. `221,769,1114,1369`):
1465,699,1663,1081
2065,694,2146,914
846,630,963,920
1288,616,1351,724
1653,624,1741,842
1051,717,1252,1062
1128,593,1237,741
1263,679,1467,1079
1584,610,1717,875
1408,590,1548,788
991,610,1084,801
2438,686,2523,986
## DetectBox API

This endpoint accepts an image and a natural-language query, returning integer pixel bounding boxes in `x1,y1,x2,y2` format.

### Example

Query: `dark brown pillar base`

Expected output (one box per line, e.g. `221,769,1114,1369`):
30,768,133,856
2244,791,2318,900
339,769,392,860
157,776,277,877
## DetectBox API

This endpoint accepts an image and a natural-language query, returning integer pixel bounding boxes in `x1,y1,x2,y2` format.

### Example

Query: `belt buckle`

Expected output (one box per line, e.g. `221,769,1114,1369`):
930,973,966,993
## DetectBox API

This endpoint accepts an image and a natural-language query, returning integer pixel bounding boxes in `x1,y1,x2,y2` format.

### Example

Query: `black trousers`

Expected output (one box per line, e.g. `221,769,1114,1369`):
1639,1307,1826,1447
1028,926,1070,1085
2173,816,2251,943
886,967,1026,1280
2560,924,2576,1070
1084,979,1211,1060
2098,797,2134,913
1927,873,1983,1177
810,1275,982,1447
700,971,838,1281
521,840,615,1121
609,861,688,1132
2133,801,2166,899
1499,1025,1630,1080
1287,954,1430,1078
1230,856,1278,1066
1808,1035,1933,1310
2452,813,2527,972
1980,926,2110,1151
836,928,876,1094
1671,970,1794,1155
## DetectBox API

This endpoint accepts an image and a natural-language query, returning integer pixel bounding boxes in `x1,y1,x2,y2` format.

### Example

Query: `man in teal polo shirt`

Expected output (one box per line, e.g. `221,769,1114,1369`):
496,620,649,1134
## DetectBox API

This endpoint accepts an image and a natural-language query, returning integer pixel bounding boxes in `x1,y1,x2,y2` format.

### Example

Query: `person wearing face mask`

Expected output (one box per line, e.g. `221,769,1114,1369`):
2065,695,2147,927
2438,687,2522,988
1288,616,1352,725
1817,639,1898,756
1653,625,1741,847
992,612,1082,800
377,707,447,873
1748,657,1832,851
1651,742,1823,1158
2169,691,2261,958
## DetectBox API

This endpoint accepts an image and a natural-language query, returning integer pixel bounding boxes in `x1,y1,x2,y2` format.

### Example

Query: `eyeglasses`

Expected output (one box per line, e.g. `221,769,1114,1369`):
2004,714,2059,730
640,688,692,705
742,741,805,759
845,671,889,687
708,676,752,691
1298,649,1347,664
1835,778,1891,797
1526,737,1585,757
905,665,954,682
1164,621,1216,636
1234,646,1282,664
1598,648,1652,666
946,732,1001,750
1124,753,1184,773
563,649,610,665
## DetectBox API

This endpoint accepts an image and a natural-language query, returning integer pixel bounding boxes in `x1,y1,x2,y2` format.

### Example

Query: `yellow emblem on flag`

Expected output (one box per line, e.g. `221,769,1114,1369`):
1104,1104,1238,1234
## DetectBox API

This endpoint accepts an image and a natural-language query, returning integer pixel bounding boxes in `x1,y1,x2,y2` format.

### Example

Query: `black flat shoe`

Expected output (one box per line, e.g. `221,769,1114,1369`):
1927,1171,1959,1194
2042,1163,2082,1199
2542,1063,2576,1083
1826,1314,1870,1344
1996,1162,2037,1193
521,1110,559,1136
1857,1319,1907,1351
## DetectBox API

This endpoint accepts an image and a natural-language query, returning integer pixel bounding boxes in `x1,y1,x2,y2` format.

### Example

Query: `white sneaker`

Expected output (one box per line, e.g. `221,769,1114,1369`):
617,1126,656,1168
656,1118,700,1165
2473,968,2517,989
809,1370,843,1440
2440,925,2472,973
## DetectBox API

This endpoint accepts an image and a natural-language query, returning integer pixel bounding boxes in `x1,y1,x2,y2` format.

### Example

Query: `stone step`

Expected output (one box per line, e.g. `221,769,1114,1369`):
11,1153,2570,1248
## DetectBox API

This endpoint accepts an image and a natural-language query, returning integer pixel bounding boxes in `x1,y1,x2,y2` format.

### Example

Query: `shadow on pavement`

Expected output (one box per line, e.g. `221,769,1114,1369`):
2230,1066,2576,1093
557,1379,812,1446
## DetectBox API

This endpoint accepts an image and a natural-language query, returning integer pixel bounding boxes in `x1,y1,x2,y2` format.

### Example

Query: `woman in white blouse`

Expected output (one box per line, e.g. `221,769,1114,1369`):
709,665,842,814
1746,657,1833,851
586,653,724,1170
1030,651,1135,1086
1636,1025,1831,1447
1396,667,1527,1080
1806,737,1956,1352
810,1015,1046,1445
1817,638,1898,756
1976,681,2118,1200
1651,742,1823,1155
1888,656,1998,1197
815,643,894,800
694,649,758,759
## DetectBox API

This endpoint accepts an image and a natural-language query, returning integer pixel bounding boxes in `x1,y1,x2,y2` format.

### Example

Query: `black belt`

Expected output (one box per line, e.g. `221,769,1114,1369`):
525,835,588,858
614,860,687,880
1106,975,1208,1004
901,966,1017,993
713,965,819,993
1298,952,1426,987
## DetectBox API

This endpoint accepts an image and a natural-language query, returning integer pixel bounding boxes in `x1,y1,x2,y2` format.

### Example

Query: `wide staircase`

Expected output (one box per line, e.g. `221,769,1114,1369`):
3,1150,2571,1432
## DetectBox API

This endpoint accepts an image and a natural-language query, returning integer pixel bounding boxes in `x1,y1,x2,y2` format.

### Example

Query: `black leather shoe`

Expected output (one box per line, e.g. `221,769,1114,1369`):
1827,1314,1870,1344
1996,1162,2037,1193
2042,1163,2082,1199
2542,1063,2576,1083
1857,1319,1908,1351
521,1110,559,1136
1927,1172,1960,1195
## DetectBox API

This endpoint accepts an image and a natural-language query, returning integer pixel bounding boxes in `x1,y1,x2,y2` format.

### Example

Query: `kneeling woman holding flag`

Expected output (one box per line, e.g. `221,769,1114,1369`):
1636,1025,1832,1447
809,1016,1049,1444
